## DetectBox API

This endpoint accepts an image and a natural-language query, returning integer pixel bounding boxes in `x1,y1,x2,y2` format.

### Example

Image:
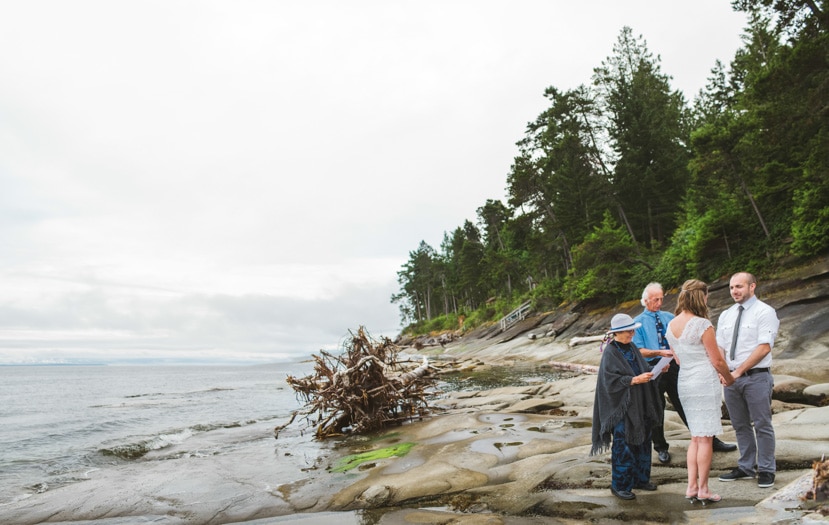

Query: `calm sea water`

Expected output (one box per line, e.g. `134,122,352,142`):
0,363,312,507
0,360,569,523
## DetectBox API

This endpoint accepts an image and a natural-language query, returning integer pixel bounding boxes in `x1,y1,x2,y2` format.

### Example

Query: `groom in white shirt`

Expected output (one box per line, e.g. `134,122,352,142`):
716,272,779,489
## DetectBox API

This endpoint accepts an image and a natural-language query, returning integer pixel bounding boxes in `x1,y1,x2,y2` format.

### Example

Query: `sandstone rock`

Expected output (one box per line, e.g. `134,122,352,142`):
358,485,392,506
774,374,816,404
502,397,564,413
803,383,829,405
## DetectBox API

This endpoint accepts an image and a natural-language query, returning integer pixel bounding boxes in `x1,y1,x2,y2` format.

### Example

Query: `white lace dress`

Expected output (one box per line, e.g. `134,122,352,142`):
666,316,723,437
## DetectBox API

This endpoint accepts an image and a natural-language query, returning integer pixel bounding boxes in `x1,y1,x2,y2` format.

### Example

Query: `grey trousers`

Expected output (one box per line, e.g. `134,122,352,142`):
723,371,776,474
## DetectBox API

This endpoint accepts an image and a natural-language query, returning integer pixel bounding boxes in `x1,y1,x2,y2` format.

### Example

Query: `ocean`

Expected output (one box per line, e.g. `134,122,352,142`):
0,361,567,524
0,363,313,510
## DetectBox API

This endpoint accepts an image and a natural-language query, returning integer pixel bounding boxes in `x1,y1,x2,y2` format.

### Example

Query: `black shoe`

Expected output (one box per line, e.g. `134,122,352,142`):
713,438,737,452
657,450,671,464
758,472,775,488
635,482,658,491
719,467,754,482
611,486,636,500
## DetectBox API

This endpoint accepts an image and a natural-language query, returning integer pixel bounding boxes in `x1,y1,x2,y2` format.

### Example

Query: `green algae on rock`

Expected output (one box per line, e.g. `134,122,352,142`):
330,442,416,473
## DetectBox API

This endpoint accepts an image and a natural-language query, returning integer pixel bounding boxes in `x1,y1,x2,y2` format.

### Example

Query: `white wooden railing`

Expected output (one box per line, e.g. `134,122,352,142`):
499,300,532,331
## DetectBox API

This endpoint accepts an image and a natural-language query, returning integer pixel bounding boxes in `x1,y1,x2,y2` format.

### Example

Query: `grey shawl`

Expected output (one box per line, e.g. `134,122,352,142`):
590,341,662,455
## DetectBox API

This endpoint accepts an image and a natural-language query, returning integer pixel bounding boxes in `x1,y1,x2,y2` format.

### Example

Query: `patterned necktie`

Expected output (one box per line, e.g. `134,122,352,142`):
654,313,669,349
729,305,744,361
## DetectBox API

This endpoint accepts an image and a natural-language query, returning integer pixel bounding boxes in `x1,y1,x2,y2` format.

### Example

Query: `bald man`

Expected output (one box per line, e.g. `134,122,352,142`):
716,272,779,489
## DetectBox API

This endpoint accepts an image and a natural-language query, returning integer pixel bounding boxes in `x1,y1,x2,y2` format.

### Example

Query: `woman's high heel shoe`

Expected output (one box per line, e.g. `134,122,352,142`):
697,494,722,506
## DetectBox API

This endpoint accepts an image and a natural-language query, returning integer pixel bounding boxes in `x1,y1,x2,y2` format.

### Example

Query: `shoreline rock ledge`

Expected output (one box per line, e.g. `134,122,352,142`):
4,260,828,525
321,258,829,523
321,373,828,524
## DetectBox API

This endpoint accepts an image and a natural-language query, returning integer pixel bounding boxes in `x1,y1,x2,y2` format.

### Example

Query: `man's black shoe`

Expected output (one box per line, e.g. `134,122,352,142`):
758,472,775,488
635,482,658,491
719,467,754,482
657,450,671,464
611,487,636,500
713,438,737,452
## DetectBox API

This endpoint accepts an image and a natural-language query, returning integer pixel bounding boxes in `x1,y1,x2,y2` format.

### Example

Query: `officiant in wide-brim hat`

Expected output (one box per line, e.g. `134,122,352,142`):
591,312,661,501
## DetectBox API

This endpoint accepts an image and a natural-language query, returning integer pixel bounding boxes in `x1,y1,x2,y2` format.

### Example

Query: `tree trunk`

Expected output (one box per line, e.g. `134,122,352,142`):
617,204,642,256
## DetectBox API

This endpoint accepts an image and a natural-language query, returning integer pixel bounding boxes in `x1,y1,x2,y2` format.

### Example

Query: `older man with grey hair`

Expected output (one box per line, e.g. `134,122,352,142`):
633,282,737,464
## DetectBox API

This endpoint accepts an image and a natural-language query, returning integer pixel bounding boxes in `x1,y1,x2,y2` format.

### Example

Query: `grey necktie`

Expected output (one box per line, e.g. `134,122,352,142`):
729,305,744,361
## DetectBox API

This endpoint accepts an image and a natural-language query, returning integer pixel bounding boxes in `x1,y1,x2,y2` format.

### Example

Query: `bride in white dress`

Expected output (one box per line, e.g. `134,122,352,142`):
666,279,734,503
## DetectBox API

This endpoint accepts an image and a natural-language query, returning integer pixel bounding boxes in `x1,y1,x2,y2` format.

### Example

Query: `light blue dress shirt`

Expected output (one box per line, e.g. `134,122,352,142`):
633,309,675,363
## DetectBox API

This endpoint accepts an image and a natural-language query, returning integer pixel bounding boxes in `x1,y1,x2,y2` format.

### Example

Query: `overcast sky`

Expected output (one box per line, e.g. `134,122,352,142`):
0,1,747,364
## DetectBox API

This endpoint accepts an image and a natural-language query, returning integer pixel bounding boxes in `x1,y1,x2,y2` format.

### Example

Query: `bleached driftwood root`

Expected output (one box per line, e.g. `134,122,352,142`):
549,361,598,374
802,454,829,513
568,335,605,347
276,327,436,440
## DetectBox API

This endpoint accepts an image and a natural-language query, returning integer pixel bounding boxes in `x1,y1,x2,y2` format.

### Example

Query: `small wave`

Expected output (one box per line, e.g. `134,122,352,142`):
97,417,263,460
190,421,244,432
124,392,166,399
124,387,233,400
90,401,167,409
100,428,194,459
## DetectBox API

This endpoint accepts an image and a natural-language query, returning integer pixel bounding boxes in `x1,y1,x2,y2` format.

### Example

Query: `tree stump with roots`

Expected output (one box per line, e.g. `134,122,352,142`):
275,326,436,440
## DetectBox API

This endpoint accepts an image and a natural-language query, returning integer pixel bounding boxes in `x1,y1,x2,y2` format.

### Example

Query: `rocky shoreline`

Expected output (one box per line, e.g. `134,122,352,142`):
306,259,829,523
5,260,829,524
306,348,827,524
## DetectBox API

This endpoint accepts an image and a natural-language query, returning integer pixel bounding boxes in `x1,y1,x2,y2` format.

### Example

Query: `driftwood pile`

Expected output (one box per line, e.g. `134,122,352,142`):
275,326,435,440
802,455,829,515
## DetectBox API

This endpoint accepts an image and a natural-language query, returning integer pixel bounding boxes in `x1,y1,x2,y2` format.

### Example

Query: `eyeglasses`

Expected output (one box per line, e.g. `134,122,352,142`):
600,330,635,352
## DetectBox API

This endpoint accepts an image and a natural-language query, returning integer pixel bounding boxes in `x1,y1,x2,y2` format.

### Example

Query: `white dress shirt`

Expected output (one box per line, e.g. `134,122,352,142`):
716,295,779,370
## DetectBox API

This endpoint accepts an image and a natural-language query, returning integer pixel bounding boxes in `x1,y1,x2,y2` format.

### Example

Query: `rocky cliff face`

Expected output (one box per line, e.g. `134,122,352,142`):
413,256,829,385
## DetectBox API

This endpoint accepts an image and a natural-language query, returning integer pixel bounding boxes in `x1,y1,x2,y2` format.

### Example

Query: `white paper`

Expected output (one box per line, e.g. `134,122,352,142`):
649,356,673,380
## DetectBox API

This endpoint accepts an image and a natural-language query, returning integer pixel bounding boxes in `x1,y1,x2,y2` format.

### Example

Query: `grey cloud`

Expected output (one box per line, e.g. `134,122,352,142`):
0,279,400,363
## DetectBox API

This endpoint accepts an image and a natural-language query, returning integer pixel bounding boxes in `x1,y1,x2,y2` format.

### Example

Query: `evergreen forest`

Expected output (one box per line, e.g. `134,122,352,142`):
392,1,829,335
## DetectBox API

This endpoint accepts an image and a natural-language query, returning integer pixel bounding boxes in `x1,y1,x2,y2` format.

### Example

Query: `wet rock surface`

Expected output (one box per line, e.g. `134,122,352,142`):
6,258,829,524
320,258,829,524
317,373,827,524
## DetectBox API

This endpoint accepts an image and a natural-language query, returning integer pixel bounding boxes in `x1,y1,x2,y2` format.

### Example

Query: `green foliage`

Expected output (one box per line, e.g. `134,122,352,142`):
530,276,565,310
592,27,692,248
460,308,493,330
403,294,531,337
419,313,462,334
732,0,828,41
653,202,744,283
460,296,524,329
393,13,829,337
791,171,829,255
564,213,639,302
489,296,525,319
